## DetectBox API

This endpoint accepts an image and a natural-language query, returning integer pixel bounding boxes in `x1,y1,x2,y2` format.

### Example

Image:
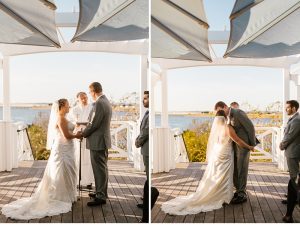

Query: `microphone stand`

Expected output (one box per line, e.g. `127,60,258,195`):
78,129,83,200
77,127,93,201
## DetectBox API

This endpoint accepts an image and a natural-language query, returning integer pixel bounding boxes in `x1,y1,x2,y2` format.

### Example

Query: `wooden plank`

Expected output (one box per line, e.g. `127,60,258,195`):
158,165,193,223
224,204,235,223
106,172,128,223
246,172,264,223
121,170,144,221
151,170,180,222
257,170,284,222
233,202,244,223
1,166,33,223
61,209,73,223
172,169,198,223
81,196,94,223
251,173,275,222
114,171,139,223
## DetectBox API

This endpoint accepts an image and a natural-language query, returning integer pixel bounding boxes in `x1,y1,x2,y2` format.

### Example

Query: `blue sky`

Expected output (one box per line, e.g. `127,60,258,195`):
155,0,297,112
0,0,140,105
0,0,297,110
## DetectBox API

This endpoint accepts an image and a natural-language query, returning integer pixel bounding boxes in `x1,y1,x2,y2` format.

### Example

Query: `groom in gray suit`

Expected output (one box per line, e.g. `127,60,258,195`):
215,101,256,204
77,82,112,206
280,100,300,222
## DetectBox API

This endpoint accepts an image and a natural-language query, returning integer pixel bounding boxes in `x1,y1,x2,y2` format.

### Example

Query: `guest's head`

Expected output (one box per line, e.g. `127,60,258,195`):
58,98,69,114
230,101,239,109
77,92,88,106
286,100,299,115
214,101,229,116
89,82,102,101
143,91,149,109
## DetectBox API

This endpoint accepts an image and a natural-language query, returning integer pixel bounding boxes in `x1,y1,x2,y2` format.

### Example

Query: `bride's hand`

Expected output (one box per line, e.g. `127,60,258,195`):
249,146,255,151
74,131,83,139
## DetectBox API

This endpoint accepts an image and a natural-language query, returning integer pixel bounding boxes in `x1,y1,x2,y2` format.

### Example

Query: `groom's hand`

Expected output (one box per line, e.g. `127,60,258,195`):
75,131,83,139
279,142,285,150
249,146,255,152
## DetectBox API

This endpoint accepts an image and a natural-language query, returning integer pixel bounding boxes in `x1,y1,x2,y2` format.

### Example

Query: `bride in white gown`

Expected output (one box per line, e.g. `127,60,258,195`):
161,110,254,215
1,99,80,220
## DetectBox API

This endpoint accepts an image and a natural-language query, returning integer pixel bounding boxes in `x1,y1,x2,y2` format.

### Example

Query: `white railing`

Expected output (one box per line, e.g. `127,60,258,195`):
166,127,287,170
0,121,19,171
15,122,34,161
110,120,144,171
254,126,287,170
172,128,189,163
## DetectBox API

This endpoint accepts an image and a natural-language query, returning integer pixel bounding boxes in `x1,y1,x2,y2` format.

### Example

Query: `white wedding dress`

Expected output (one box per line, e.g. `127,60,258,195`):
1,121,77,220
161,117,234,215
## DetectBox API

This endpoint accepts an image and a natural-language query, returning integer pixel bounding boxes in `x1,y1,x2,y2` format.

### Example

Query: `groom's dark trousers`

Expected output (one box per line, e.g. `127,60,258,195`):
82,95,112,201
229,108,256,197
90,149,108,199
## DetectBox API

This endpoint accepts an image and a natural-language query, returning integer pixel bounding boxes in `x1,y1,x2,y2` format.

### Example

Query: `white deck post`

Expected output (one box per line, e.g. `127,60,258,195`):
0,56,16,172
278,68,290,171
161,69,169,127
133,55,148,171
283,68,290,125
2,56,11,121
139,55,148,120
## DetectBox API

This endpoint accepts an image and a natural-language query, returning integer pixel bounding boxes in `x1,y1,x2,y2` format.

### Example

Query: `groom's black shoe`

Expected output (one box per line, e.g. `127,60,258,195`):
87,198,106,206
88,193,96,198
231,195,247,204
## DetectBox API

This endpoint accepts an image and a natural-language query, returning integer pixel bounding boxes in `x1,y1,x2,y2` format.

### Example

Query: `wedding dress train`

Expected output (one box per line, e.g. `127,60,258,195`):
1,122,77,220
161,124,234,215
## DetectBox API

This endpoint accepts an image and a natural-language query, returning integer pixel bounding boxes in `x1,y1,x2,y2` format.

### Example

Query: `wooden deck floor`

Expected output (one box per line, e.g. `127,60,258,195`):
0,160,145,223
152,162,300,223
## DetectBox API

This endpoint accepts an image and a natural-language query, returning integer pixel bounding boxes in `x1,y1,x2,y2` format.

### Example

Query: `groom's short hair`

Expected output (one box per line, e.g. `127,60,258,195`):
90,82,102,93
144,91,149,96
214,101,227,110
287,100,299,111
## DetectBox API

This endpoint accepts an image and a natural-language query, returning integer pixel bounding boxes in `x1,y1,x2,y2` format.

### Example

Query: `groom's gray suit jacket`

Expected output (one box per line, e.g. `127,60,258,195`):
82,95,112,150
229,108,256,146
281,112,300,158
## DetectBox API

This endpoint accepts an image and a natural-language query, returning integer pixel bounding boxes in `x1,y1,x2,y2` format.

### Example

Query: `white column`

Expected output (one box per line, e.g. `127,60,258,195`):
133,55,147,171
297,85,300,102
3,56,11,121
139,55,148,120
282,68,290,125
278,68,290,171
161,69,169,127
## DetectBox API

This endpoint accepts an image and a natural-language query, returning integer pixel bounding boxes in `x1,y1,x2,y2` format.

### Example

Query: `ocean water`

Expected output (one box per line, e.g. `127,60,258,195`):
0,107,51,125
155,114,279,130
0,107,279,130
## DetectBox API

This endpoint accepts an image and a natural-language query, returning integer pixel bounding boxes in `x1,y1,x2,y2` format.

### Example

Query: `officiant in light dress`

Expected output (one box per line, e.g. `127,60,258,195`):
69,92,94,188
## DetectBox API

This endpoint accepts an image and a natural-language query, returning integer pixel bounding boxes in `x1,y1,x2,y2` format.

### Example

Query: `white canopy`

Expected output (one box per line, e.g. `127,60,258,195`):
153,55,300,70
0,0,60,47
225,0,300,58
71,0,149,42
151,0,211,61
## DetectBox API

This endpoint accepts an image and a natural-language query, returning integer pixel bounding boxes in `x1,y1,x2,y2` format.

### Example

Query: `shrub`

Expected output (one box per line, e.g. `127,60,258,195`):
182,121,211,162
27,112,50,160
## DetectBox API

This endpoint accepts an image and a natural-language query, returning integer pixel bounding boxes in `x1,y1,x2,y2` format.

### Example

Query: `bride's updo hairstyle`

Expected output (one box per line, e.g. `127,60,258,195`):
58,99,68,111
215,110,227,126
216,110,227,118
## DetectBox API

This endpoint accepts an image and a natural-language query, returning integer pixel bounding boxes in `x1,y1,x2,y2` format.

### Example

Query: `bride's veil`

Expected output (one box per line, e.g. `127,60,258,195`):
206,116,227,163
46,101,59,150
